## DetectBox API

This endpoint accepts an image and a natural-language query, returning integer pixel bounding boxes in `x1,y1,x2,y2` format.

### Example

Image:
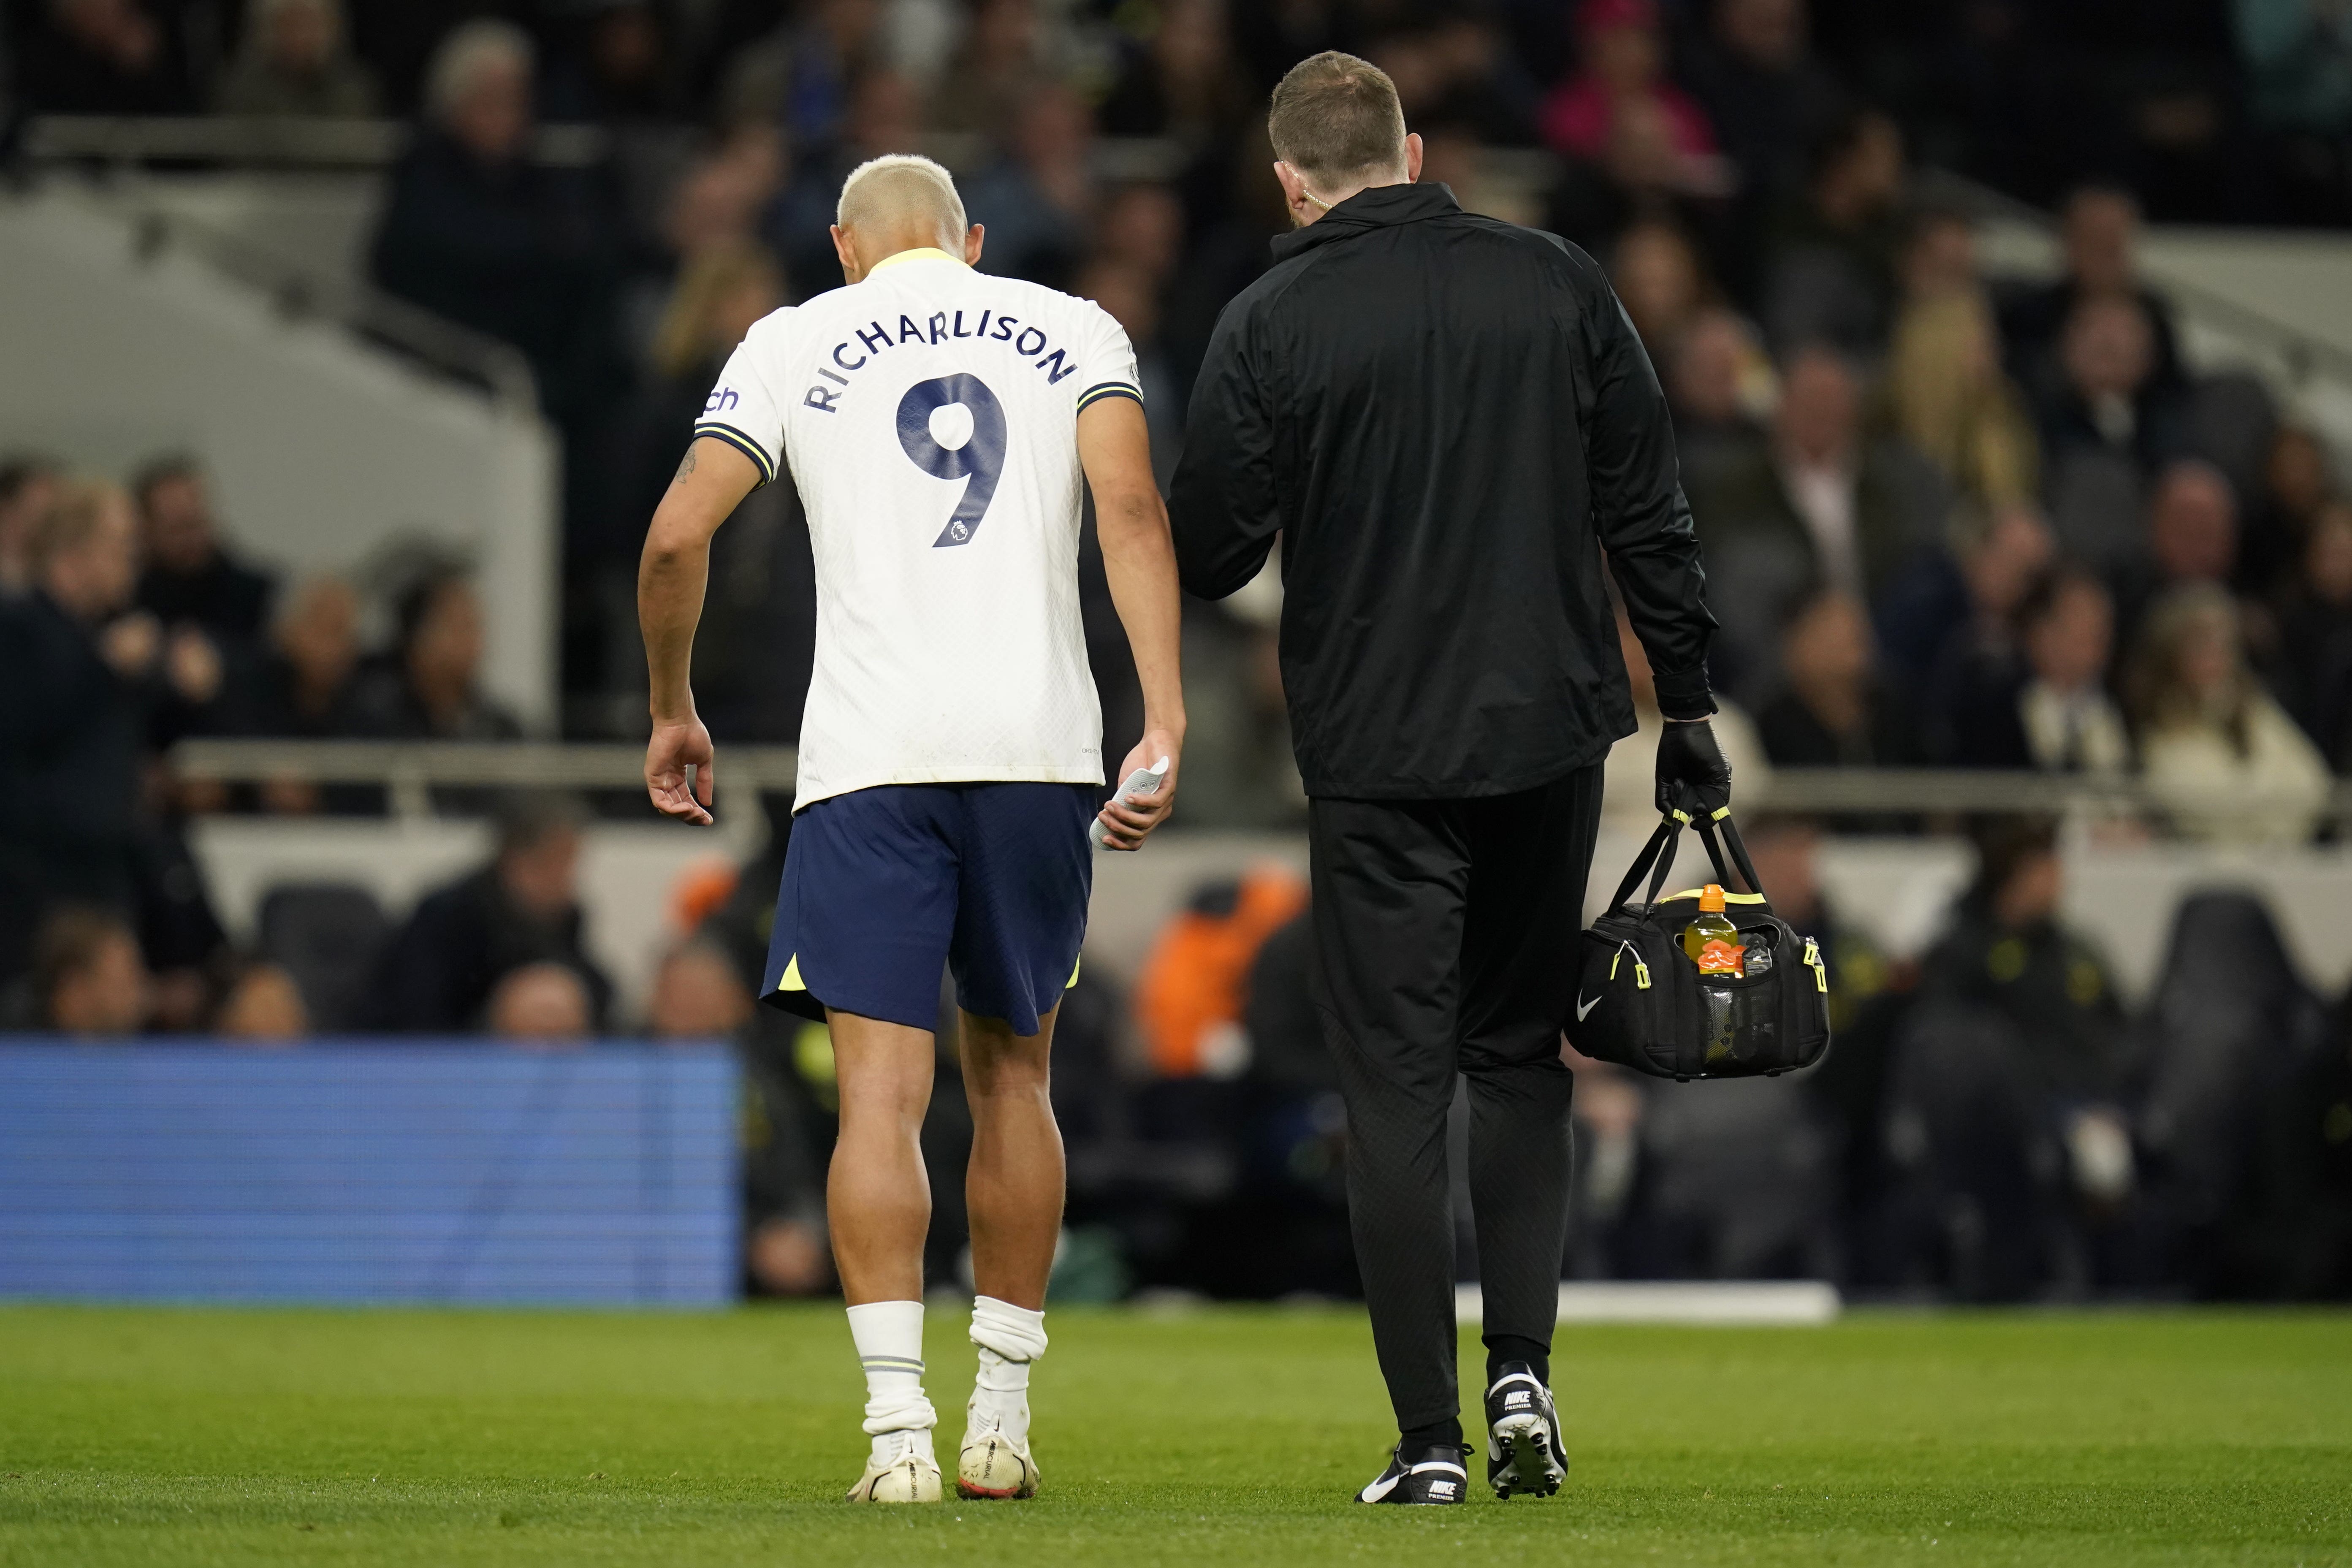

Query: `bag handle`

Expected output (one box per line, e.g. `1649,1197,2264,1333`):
1605,813,1684,916
1608,803,1773,916
1693,808,1769,901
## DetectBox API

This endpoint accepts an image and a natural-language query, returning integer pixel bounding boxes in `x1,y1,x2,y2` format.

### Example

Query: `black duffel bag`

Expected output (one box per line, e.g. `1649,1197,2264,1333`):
1566,807,1831,1082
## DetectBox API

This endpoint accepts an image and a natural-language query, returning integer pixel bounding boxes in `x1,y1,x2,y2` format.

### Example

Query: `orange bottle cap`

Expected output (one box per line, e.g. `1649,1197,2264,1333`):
1700,883,1725,912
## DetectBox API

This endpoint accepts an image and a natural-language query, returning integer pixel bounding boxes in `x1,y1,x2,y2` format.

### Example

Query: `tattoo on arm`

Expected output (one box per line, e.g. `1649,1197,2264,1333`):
670,446,698,485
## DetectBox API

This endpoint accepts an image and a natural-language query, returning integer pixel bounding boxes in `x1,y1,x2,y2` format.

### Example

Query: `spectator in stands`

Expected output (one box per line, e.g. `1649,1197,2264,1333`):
214,0,380,119
1540,0,1717,169
1078,259,1185,493
1887,815,2133,1300
647,938,755,1039
1759,109,1907,356
2036,294,2189,484
487,961,595,1042
629,241,786,521
963,84,1096,290
2274,502,2352,768
1603,600,1770,832
0,458,61,599
1948,564,2132,775
350,570,522,741
1922,501,2056,762
1609,219,1710,357
366,791,614,1032
763,68,924,293
17,0,191,114
719,0,888,143
0,457,63,599
1665,308,1772,487
16,906,149,1036
1756,588,1922,770
238,577,364,742
1685,343,1944,693
1099,0,1254,150
0,480,150,979
1999,185,2186,397
369,20,624,445
1679,0,1847,210
2013,568,2132,776
131,456,276,652
2128,583,2330,843
2116,456,2239,639
930,0,1065,137
540,0,674,124
214,961,309,1042
1887,213,2040,510
2246,423,2338,597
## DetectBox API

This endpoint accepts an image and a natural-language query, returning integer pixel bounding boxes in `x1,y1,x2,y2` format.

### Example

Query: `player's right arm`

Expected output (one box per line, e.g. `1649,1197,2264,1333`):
638,435,762,825
1080,395,1185,850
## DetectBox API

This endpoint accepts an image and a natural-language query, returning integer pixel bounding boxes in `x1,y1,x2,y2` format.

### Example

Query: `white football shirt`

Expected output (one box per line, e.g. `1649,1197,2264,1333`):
694,250,1143,810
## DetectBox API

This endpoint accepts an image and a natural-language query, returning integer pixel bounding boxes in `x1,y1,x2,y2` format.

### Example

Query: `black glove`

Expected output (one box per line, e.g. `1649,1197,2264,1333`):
1655,718,1732,818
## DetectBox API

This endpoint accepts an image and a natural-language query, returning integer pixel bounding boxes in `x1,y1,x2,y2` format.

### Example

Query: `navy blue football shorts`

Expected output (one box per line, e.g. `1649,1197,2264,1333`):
759,781,1096,1038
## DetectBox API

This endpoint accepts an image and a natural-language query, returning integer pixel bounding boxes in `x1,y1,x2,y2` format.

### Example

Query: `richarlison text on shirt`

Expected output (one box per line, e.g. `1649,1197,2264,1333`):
788,308,1079,414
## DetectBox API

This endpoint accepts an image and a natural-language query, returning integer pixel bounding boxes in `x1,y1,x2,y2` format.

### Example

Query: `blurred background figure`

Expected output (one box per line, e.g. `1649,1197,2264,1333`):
214,960,311,1042
366,791,611,1032
214,0,379,118
2127,584,2329,843
486,959,594,1043
1882,817,2134,1301
350,570,520,741
3,906,149,1036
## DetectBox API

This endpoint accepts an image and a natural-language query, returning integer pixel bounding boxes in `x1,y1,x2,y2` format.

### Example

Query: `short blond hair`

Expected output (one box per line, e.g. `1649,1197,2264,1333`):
1268,51,1408,184
836,154,967,240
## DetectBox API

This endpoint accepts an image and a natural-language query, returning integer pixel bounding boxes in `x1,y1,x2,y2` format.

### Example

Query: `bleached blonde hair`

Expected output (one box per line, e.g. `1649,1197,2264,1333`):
836,154,967,244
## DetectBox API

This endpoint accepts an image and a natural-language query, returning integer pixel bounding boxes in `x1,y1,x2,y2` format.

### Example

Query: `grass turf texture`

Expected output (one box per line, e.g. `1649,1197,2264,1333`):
0,1305,2346,1566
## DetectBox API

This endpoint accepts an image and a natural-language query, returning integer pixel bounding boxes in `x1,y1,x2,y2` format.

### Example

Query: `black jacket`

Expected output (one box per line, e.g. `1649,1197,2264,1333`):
1169,184,1714,800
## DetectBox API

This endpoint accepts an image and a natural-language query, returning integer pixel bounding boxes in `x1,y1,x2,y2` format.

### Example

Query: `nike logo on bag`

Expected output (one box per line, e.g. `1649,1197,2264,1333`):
1576,993,1602,1021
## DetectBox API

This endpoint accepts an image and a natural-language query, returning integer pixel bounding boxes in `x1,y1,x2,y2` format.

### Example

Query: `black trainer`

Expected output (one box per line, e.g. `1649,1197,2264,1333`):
1354,1441,1472,1505
1485,1364,1567,1498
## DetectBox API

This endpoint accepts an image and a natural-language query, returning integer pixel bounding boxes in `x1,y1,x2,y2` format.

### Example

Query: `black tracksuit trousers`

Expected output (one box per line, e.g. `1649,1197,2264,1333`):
1308,764,1604,1436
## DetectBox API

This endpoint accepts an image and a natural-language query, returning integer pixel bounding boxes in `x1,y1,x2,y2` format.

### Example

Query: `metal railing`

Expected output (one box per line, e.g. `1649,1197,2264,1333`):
170,739,800,819
165,741,2352,825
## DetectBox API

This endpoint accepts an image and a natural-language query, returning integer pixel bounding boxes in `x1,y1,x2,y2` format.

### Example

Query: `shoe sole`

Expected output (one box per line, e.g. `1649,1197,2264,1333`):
955,1435,1037,1500
1490,1416,1564,1500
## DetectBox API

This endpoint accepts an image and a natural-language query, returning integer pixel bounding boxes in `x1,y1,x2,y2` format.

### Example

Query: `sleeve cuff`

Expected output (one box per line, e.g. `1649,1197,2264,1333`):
1651,665,1716,722
692,423,777,487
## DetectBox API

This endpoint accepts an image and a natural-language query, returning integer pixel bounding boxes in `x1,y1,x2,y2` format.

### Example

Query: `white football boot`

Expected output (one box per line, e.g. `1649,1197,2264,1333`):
956,1409,1040,1500
845,1429,942,1503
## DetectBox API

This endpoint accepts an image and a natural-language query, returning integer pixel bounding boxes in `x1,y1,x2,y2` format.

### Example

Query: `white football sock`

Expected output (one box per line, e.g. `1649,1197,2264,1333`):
967,1295,1047,1448
846,1299,936,1459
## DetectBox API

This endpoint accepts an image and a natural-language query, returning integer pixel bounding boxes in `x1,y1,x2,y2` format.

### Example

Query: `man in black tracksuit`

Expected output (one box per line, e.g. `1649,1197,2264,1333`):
1169,52,1728,1505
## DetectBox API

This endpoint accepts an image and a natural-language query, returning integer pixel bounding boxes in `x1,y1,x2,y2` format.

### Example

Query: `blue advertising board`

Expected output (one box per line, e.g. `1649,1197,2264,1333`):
0,1042,739,1305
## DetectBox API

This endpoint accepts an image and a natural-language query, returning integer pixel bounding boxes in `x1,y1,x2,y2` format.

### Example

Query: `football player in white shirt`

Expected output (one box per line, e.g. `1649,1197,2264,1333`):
636,156,1185,1505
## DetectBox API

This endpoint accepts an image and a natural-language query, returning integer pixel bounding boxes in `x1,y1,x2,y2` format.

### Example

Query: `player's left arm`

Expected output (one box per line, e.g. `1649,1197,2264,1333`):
638,435,762,825
1079,395,1185,850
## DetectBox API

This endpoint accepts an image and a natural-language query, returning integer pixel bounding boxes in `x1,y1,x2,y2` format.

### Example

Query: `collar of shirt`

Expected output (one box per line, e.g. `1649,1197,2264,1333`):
1271,183,1464,261
1780,457,1861,595
865,247,967,276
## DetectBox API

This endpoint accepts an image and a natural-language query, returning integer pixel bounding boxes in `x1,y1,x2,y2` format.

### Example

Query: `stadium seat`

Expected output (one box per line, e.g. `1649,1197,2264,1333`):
255,882,391,1034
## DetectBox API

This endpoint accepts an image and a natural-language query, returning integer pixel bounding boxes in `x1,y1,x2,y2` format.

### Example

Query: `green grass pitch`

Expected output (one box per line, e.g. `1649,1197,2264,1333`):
2,1304,2347,1566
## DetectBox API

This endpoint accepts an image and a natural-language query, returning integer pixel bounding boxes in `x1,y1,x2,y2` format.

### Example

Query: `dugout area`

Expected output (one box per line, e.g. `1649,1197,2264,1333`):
0,1304,2344,1567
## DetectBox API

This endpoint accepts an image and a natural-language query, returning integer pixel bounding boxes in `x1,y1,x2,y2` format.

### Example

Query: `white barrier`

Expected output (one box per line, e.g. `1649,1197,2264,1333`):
1454,1281,1842,1326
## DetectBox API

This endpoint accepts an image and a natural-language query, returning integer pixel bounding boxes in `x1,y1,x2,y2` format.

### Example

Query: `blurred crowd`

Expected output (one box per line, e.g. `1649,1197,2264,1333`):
9,0,2352,1300
10,0,2352,806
